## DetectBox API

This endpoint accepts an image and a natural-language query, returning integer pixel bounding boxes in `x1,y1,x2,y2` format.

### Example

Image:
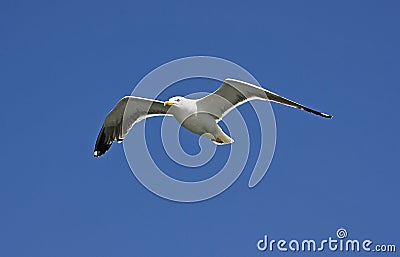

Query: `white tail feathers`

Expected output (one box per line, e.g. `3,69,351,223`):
211,126,234,145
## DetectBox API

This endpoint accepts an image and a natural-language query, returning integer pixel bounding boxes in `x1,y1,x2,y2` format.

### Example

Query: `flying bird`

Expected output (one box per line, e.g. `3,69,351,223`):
94,79,332,157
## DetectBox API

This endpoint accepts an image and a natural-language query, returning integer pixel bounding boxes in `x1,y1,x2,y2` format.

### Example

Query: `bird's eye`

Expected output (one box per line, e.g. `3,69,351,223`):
176,99,180,102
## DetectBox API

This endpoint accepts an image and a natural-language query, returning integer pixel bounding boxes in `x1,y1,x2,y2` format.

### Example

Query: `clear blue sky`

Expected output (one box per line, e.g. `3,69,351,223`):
1,0,399,256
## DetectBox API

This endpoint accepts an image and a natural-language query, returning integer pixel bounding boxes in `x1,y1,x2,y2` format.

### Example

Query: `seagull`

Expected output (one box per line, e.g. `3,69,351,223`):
94,78,332,157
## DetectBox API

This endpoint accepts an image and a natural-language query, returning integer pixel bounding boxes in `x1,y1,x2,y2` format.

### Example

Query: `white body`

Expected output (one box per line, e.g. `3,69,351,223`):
169,98,233,144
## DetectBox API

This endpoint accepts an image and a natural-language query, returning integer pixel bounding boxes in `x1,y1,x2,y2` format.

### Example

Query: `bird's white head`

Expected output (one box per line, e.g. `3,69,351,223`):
164,96,187,107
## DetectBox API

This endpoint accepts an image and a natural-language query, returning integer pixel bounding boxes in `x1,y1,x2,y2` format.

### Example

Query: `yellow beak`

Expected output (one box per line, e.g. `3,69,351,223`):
164,101,174,106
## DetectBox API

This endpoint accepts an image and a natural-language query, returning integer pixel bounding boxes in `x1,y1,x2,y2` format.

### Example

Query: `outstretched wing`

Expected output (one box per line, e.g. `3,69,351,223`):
94,96,171,157
196,78,332,120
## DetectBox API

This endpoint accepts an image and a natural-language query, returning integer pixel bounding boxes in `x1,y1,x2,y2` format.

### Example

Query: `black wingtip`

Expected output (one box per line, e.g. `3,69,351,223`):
93,144,111,158
94,150,107,157
322,113,333,119
302,106,333,119
316,112,333,119
94,126,113,158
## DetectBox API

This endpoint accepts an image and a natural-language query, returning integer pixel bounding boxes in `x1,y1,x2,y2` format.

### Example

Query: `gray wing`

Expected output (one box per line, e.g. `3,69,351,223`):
196,78,332,120
94,96,171,157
